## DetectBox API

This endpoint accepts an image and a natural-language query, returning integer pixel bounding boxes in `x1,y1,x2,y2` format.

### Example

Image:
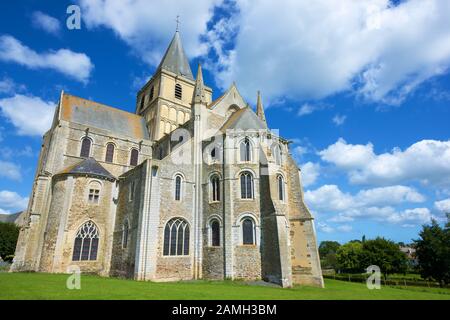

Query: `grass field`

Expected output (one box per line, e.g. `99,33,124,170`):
0,273,449,300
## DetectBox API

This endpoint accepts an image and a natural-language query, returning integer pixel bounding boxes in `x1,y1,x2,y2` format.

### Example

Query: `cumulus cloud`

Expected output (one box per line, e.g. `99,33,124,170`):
0,160,22,181
304,184,432,226
297,103,331,117
300,162,320,187
209,0,450,105
332,114,347,126
32,11,61,35
435,198,450,213
78,0,221,66
0,35,93,83
0,94,55,136
319,138,450,186
0,190,29,212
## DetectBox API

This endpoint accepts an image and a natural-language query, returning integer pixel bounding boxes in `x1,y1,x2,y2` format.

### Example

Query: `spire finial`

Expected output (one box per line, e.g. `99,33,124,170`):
176,15,180,32
256,90,267,125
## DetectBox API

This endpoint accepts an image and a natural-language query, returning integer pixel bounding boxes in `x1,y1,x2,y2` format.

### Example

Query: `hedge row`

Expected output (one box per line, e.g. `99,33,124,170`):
323,274,449,288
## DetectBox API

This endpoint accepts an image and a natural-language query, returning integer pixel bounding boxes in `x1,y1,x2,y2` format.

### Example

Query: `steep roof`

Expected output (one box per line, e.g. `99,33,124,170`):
57,157,115,181
60,94,149,140
220,106,268,131
157,31,194,80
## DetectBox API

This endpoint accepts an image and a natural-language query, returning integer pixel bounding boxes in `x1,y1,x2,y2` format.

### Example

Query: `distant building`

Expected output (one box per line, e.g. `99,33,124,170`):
11,30,323,288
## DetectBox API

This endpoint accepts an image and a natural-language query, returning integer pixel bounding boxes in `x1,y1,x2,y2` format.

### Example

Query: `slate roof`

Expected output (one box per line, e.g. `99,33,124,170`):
220,107,268,131
60,94,149,140
157,31,194,80
57,157,115,181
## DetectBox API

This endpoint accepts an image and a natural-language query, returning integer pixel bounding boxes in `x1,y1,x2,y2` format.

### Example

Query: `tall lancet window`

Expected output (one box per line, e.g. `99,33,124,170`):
211,175,220,202
240,138,251,162
72,221,99,261
277,175,285,201
240,171,254,199
242,218,255,245
105,143,115,163
174,175,182,201
130,148,139,166
80,138,91,158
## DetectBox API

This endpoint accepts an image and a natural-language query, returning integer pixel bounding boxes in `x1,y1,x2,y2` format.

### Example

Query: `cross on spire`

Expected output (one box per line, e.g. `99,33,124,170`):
176,15,180,32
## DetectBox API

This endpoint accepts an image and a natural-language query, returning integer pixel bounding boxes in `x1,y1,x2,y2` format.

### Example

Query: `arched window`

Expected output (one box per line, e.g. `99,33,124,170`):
149,86,154,101
175,84,182,100
80,137,91,158
72,221,99,261
211,175,220,202
163,218,189,256
174,175,182,201
240,171,254,199
210,219,220,246
277,175,285,201
122,219,129,249
240,138,251,162
130,148,139,166
211,147,216,159
273,144,282,165
105,143,115,163
242,218,255,245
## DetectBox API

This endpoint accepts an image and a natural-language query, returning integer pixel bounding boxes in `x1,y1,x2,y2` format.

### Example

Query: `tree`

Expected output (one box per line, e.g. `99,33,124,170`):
319,241,341,257
0,222,20,261
414,218,450,287
360,237,408,279
336,241,363,273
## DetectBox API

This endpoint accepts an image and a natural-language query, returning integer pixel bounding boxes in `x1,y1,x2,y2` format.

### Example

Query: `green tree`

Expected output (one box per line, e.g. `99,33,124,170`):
360,237,408,279
336,241,363,273
319,241,341,257
413,218,450,287
0,222,20,261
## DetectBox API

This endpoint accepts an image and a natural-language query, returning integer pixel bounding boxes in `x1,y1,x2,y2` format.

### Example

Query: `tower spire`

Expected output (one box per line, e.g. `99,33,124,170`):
256,90,267,125
193,63,207,105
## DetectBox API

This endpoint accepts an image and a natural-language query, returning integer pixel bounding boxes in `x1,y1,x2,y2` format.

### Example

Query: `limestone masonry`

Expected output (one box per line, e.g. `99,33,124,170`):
12,31,323,288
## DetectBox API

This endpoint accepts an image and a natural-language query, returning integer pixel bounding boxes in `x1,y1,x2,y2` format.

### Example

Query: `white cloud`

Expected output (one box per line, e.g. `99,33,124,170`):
435,198,450,213
318,222,335,233
0,35,93,83
0,161,22,181
0,94,55,136
78,0,221,66
297,103,330,116
209,0,450,105
319,138,450,186
304,184,431,226
300,162,320,187
32,11,61,35
337,224,353,232
0,190,28,212
332,114,347,126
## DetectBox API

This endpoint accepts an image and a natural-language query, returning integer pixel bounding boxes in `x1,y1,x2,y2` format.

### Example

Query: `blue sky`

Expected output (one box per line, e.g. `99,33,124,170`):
0,0,449,244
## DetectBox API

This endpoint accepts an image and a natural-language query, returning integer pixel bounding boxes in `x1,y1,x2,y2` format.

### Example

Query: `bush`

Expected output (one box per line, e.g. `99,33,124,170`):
0,222,20,261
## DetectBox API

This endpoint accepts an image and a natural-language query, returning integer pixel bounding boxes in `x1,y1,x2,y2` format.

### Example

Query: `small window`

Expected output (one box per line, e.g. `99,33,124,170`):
72,221,99,261
128,181,135,202
88,189,100,204
163,218,189,256
240,171,254,199
80,138,91,158
130,149,139,166
211,147,216,159
122,219,129,249
277,175,285,201
174,175,182,201
175,84,182,100
242,218,255,245
105,143,115,163
210,220,220,247
240,138,251,162
211,175,220,202
140,96,145,110
149,86,154,100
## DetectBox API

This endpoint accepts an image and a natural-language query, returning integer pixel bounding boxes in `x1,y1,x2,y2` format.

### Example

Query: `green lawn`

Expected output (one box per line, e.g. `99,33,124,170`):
0,272,449,300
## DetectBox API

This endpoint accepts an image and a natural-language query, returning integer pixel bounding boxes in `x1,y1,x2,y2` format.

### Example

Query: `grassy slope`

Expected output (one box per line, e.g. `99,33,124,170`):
0,273,449,300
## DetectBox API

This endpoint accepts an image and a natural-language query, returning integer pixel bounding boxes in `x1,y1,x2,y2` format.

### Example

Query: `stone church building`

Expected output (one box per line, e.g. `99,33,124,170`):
12,31,323,288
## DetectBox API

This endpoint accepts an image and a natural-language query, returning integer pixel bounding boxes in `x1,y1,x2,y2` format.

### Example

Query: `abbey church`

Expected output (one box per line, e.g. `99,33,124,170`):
12,31,323,288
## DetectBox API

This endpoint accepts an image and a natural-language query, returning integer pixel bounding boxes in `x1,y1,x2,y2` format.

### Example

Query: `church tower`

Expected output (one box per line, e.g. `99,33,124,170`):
136,31,213,140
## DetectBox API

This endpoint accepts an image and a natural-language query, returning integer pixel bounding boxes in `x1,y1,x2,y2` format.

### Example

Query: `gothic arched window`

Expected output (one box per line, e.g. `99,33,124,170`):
211,175,220,202
163,218,189,256
273,144,282,165
240,138,251,162
277,175,285,201
175,84,182,100
210,219,220,247
242,218,255,245
174,175,182,201
122,219,129,249
105,143,115,163
80,137,91,158
130,148,139,166
72,221,99,261
240,171,254,199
